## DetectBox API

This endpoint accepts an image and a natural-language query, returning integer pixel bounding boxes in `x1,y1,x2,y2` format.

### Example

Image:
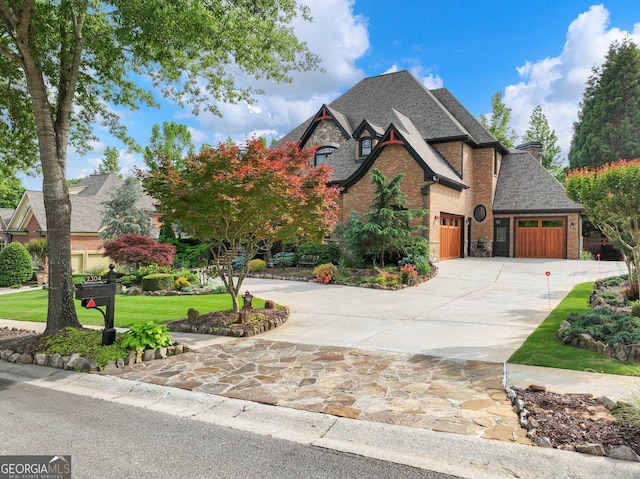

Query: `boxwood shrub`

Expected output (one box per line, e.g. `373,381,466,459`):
141,273,174,292
0,242,33,287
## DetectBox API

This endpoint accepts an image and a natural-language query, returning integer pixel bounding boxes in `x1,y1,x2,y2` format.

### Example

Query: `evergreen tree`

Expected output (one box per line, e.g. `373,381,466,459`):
94,147,122,177
100,177,152,241
344,168,427,267
569,37,640,169
479,92,518,148
523,105,562,170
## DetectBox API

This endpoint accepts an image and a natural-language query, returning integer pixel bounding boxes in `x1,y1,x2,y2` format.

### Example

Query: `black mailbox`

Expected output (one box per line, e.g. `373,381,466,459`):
75,265,117,345
76,282,113,307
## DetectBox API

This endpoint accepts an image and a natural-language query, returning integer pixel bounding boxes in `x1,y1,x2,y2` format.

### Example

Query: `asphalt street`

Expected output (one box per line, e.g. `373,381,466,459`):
0,378,459,479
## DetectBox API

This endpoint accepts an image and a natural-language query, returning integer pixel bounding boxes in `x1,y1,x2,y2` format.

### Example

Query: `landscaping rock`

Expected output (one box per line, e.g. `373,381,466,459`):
576,443,606,456
142,349,155,362
608,445,640,461
596,396,618,411
80,359,100,373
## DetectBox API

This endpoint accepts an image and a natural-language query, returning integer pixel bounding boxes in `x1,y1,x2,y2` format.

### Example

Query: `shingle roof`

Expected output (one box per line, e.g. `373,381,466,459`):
9,175,156,234
493,151,581,212
430,88,499,146
0,208,14,227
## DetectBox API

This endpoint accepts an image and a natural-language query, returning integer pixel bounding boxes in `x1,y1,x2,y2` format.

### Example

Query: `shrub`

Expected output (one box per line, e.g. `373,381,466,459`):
121,321,174,351
174,276,191,290
172,268,199,284
313,263,338,284
375,271,398,286
595,290,624,307
631,300,640,318
398,236,430,258
117,274,138,287
560,309,640,345
603,276,625,287
26,238,48,269
232,255,246,272
580,250,594,260
270,252,296,268
297,242,340,265
624,281,639,302
247,259,266,272
398,254,430,275
141,273,174,292
0,242,33,287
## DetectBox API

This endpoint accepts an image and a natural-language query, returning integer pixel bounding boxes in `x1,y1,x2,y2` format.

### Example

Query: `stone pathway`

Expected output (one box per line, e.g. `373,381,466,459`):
101,339,529,445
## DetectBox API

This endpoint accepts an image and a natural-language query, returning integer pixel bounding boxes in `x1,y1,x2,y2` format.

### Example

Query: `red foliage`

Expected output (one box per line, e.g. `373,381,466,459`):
103,234,175,267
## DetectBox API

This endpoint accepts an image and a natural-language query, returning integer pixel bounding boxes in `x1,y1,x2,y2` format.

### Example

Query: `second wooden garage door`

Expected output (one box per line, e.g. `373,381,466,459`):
440,214,462,259
515,218,566,258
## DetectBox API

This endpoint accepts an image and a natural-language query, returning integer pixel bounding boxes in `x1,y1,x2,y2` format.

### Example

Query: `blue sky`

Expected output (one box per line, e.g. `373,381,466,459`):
19,1,640,190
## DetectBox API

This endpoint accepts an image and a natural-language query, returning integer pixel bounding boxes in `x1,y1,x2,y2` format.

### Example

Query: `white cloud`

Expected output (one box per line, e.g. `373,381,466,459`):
504,5,640,161
191,0,370,145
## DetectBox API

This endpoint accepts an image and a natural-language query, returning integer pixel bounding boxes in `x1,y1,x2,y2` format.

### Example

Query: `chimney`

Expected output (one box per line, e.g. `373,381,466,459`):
515,141,542,163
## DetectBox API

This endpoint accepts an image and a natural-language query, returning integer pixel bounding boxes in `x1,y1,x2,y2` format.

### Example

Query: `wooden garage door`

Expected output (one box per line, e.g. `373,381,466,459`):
515,218,566,258
440,214,462,260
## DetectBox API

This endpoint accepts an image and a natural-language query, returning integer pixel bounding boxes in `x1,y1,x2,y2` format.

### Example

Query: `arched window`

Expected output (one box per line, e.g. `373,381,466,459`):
359,138,373,157
0,238,5,252
314,146,336,166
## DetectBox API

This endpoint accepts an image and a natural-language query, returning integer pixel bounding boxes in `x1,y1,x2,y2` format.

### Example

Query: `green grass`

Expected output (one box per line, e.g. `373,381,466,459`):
509,281,640,376
0,290,268,328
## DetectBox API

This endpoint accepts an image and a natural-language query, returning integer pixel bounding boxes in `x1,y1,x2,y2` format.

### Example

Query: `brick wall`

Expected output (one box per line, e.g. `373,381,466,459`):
433,141,463,176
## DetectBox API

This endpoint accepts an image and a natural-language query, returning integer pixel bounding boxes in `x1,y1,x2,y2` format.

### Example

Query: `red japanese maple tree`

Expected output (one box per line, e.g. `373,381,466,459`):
140,138,340,311
103,234,176,269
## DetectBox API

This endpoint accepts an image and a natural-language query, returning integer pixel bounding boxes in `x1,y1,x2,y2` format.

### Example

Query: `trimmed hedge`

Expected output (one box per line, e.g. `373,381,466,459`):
0,242,33,287
141,273,174,292
297,242,340,265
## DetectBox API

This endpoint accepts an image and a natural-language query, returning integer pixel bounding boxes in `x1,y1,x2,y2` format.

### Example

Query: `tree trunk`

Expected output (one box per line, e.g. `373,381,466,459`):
21,47,81,334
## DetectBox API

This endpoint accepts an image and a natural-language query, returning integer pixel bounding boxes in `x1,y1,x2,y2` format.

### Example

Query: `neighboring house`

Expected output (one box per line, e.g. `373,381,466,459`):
3,174,159,272
281,71,582,261
0,208,13,252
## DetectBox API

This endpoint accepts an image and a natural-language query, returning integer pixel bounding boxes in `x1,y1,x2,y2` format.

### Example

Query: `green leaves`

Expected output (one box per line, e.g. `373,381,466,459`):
479,92,518,148
569,37,640,169
121,321,174,351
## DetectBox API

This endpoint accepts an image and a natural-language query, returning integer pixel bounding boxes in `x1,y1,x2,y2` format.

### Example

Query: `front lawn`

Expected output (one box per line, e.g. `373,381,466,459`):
508,281,640,376
0,290,267,328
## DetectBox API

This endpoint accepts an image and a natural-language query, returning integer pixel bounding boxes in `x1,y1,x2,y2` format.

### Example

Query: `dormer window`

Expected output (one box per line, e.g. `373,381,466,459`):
315,146,336,166
359,138,373,157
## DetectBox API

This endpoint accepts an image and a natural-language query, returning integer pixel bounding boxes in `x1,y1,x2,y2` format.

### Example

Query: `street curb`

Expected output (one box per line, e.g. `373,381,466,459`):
1,361,637,479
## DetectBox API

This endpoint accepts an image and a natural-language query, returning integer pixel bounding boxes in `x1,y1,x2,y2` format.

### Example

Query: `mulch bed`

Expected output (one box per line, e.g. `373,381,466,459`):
514,387,640,456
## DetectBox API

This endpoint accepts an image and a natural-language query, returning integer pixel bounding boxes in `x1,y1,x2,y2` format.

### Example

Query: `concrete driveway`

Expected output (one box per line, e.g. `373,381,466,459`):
243,257,627,362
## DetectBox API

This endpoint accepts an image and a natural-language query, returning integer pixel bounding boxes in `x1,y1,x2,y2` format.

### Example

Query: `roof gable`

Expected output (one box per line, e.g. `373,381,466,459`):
493,151,581,213
299,104,352,147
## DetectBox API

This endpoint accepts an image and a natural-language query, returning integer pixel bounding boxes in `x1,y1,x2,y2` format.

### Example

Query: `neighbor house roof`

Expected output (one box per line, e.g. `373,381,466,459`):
6,174,157,234
493,151,582,213
0,208,14,228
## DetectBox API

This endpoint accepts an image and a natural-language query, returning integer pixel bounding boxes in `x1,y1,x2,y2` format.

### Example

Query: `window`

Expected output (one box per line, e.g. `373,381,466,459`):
359,138,372,157
0,238,4,252
473,205,487,222
314,146,336,166
518,220,539,228
542,220,564,228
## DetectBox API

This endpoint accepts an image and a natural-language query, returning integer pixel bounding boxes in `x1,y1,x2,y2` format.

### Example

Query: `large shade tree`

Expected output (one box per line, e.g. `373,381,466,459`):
568,37,640,169
565,159,640,292
140,139,340,312
0,0,320,333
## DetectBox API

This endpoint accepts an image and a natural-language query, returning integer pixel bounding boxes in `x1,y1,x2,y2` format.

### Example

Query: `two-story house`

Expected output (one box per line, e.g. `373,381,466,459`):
281,70,582,261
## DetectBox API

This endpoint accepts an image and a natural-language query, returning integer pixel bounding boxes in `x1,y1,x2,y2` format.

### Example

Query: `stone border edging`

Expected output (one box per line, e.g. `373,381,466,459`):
507,385,640,462
167,307,290,338
0,327,191,373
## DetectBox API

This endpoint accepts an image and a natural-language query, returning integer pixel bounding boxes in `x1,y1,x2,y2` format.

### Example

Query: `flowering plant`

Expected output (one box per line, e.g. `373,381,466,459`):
399,264,419,286
313,263,339,284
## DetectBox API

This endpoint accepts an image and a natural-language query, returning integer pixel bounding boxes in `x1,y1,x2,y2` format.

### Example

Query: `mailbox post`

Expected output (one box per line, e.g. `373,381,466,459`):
75,264,117,345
